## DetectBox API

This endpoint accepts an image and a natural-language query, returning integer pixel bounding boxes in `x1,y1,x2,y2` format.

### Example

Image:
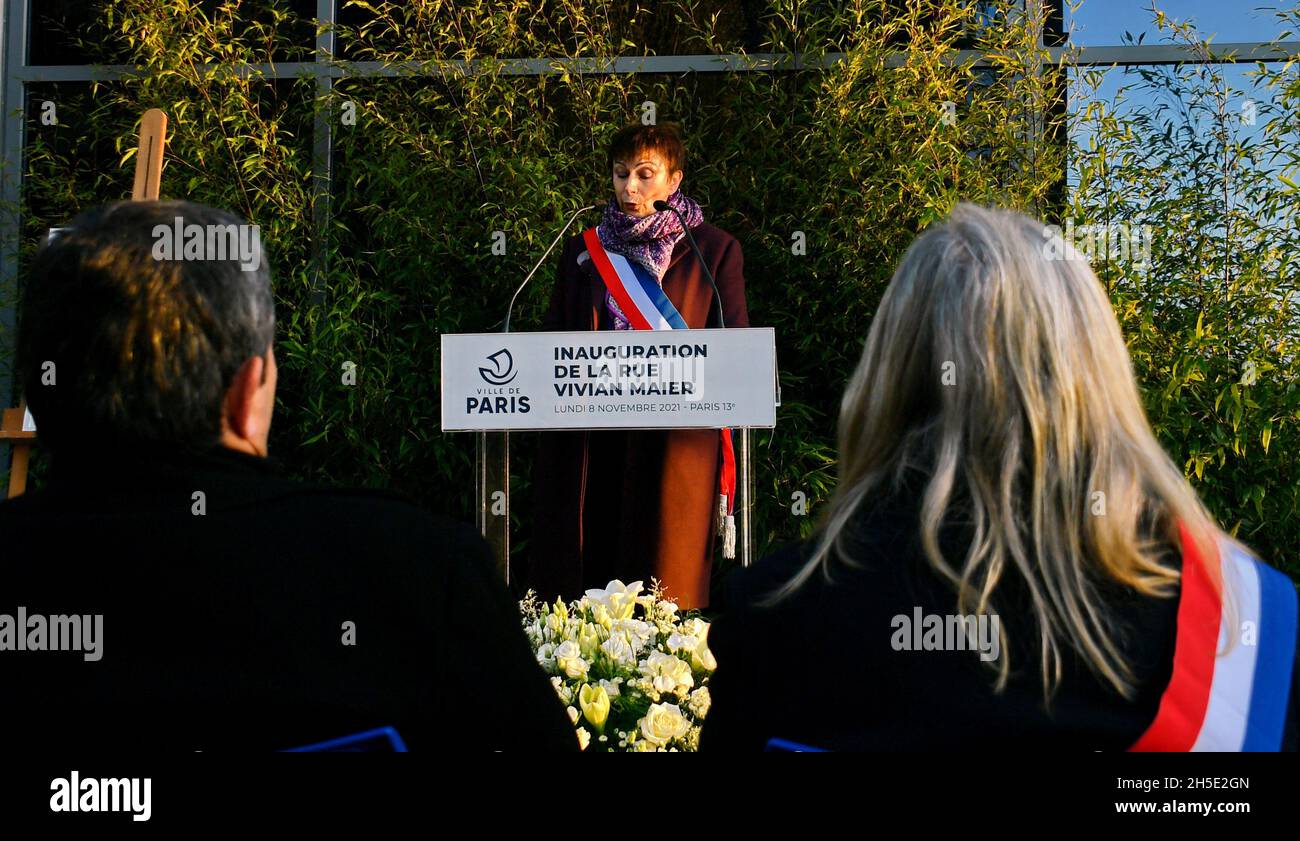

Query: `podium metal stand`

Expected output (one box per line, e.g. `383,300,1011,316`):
474,428,756,584
475,430,510,579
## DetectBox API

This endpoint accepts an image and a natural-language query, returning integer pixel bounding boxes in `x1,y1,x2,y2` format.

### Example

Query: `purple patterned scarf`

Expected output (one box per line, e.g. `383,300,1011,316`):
595,189,704,330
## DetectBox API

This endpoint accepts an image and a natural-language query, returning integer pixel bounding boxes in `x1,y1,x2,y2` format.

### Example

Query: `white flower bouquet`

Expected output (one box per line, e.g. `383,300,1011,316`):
520,579,717,752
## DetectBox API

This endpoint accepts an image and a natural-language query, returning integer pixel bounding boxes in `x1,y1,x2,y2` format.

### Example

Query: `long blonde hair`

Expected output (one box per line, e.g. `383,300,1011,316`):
766,202,1232,702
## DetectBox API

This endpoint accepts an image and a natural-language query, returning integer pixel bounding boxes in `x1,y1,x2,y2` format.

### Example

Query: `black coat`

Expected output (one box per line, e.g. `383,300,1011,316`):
0,443,576,751
700,484,1299,752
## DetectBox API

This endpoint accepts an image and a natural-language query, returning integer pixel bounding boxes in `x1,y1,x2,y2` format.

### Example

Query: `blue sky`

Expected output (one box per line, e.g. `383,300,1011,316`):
1062,3,1298,211
1065,2,1293,149
1066,1,1294,45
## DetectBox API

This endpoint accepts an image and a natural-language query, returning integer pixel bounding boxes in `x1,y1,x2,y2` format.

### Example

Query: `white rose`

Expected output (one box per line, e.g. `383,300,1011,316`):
639,703,691,746
550,676,573,705
598,678,622,698
554,640,590,679
641,650,694,694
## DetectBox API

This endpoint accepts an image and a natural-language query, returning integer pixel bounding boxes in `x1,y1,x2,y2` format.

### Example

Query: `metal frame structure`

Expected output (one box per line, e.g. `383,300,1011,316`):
2,0,1297,562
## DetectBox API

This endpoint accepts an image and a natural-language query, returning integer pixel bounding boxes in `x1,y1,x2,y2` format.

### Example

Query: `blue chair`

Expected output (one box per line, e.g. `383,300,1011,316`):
283,726,408,752
764,736,828,752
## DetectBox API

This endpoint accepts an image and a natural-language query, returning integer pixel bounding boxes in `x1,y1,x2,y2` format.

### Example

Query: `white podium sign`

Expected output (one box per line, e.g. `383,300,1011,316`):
441,328,777,431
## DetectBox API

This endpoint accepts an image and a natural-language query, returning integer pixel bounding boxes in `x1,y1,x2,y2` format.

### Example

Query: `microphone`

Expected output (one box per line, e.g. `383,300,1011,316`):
502,203,603,333
653,199,724,329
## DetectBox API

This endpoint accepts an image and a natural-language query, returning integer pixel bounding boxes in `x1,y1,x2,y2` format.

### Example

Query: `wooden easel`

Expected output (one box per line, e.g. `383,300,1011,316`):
0,108,168,499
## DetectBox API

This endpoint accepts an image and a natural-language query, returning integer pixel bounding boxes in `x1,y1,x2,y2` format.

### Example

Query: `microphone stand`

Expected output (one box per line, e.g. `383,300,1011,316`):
652,199,725,329
487,202,599,587
653,199,743,562
502,203,601,333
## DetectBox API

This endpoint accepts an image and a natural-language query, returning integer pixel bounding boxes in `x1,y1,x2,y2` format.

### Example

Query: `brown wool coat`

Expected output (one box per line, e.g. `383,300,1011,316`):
520,222,750,610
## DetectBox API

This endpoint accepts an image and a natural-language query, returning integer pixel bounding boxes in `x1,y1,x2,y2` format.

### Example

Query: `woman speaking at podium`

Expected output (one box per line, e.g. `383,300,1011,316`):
522,121,749,610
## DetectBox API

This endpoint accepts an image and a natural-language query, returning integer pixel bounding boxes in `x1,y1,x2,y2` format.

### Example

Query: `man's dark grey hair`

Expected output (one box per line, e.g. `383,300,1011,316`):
15,200,275,455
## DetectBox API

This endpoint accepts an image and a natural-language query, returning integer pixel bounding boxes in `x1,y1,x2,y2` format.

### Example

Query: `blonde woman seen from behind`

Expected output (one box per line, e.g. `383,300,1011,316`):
700,203,1297,752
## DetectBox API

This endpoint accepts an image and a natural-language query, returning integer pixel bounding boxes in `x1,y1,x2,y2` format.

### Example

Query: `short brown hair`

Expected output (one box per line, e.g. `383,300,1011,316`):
607,121,686,176
17,200,275,454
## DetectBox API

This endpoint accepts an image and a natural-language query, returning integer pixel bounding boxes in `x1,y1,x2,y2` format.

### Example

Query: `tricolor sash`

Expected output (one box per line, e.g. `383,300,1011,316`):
582,227,739,558
1130,522,1297,751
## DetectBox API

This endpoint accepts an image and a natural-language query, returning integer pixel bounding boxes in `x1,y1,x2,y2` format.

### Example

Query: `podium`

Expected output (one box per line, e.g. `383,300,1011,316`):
442,327,779,583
